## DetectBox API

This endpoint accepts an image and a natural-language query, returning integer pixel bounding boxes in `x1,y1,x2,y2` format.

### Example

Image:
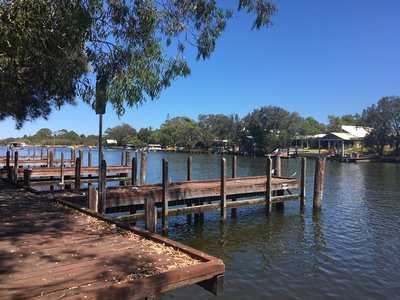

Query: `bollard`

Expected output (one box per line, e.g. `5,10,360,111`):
313,157,326,211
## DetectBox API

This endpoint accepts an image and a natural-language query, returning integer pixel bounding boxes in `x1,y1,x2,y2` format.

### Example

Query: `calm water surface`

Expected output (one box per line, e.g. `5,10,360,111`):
2,147,400,299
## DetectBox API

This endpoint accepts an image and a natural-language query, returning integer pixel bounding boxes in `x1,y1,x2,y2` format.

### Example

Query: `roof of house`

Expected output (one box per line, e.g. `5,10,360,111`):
323,132,359,141
341,125,371,138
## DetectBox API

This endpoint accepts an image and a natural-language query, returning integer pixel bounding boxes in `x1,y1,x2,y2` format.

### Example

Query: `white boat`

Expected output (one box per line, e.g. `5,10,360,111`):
9,142,26,150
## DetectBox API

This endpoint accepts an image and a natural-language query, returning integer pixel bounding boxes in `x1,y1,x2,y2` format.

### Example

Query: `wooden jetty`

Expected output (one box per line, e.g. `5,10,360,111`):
0,180,224,299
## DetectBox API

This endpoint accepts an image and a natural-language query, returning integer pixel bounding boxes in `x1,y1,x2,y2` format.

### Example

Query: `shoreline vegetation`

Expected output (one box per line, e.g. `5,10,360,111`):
0,97,400,157
2,99,400,158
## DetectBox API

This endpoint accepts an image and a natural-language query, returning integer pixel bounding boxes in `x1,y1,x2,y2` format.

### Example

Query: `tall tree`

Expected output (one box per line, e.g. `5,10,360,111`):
105,123,137,146
1,0,276,127
159,116,202,149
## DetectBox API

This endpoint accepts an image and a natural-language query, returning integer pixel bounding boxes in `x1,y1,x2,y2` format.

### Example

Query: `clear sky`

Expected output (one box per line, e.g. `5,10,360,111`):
1,0,400,138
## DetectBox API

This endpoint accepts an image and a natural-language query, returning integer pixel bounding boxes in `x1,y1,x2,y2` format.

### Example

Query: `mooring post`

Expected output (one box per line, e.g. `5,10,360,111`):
140,151,147,185
125,151,130,167
275,155,284,210
162,158,169,234
145,197,157,233
100,159,107,213
121,151,125,166
88,150,92,167
300,157,306,210
71,148,76,166
23,169,32,187
5,150,10,170
131,157,137,186
187,156,193,224
87,184,99,213
40,148,44,160
231,156,238,217
313,157,326,211
48,150,54,168
60,152,65,186
266,157,272,214
74,157,81,191
220,157,227,222
13,151,19,184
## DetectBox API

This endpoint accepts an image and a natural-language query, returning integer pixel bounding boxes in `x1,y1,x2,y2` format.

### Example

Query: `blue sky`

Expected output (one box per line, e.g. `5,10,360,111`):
1,0,400,138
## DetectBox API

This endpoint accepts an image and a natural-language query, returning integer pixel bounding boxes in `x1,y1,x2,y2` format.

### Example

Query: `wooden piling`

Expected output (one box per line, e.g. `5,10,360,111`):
162,159,169,233
140,151,147,185
231,156,238,217
23,169,32,187
60,152,65,186
13,151,19,184
220,158,227,222
300,157,306,210
275,155,284,210
40,148,44,160
131,157,137,186
266,157,272,213
187,156,193,224
145,197,157,233
88,185,99,213
74,157,81,191
88,150,92,167
313,157,326,211
71,148,76,166
5,150,10,170
125,151,131,167
99,159,107,213
121,151,125,166
48,150,54,168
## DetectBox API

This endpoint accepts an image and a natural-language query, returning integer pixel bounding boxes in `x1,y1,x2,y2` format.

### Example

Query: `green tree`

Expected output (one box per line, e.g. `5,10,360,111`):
1,0,276,128
198,114,240,145
362,96,400,155
300,117,326,135
159,117,202,149
242,106,302,153
327,114,361,132
105,123,137,146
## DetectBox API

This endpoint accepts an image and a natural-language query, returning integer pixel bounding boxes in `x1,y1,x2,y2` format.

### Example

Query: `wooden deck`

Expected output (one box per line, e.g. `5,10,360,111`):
0,181,224,299
105,176,299,208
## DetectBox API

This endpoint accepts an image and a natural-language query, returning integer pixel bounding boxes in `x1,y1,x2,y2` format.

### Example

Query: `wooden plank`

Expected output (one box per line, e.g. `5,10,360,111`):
106,176,298,208
145,197,157,233
17,165,132,177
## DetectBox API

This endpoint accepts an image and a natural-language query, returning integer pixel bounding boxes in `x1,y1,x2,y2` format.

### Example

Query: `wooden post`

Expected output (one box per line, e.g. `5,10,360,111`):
125,151,131,166
162,159,169,233
23,169,32,187
131,157,137,186
71,148,76,166
60,152,65,186
121,151,125,166
187,156,192,181
231,156,238,217
274,155,281,177
145,197,157,233
13,151,19,184
48,150,54,167
313,157,326,211
88,185,99,213
74,157,81,191
220,158,227,222
187,156,193,224
88,150,92,167
275,155,284,210
266,157,272,213
140,151,147,185
300,157,306,210
40,148,44,160
318,140,321,155
99,159,107,213
5,150,10,170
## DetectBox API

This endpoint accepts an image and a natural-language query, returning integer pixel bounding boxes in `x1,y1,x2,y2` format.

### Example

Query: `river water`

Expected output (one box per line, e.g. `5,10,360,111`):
2,147,400,299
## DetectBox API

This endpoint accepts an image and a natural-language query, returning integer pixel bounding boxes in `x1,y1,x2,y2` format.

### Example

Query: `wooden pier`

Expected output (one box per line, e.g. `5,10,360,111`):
0,180,224,299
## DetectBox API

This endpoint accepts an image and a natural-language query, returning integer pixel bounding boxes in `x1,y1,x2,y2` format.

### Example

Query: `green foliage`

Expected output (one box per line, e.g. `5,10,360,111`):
198,114,240,145
362,96,400,155
105,123,137,146
327,114,361,132
159,117,202,149
300,117,326,136
1,0,276,128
